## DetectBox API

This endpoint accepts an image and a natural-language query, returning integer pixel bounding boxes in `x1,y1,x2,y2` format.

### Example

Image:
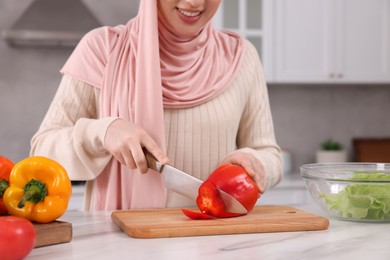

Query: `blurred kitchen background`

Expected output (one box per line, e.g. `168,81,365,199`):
1,0,390,175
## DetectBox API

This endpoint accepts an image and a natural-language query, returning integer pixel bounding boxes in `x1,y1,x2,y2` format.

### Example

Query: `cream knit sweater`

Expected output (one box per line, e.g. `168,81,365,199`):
30,42,282,210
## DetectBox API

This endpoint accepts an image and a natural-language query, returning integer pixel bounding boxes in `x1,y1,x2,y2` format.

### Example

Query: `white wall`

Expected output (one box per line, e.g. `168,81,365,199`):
1,0,389,173
268,84,390,171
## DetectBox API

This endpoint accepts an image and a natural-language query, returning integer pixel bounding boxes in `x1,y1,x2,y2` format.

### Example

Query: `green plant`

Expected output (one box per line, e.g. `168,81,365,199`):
321,138,342,151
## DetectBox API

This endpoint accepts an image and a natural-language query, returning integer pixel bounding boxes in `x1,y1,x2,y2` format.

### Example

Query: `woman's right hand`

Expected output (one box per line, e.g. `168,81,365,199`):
103,118,169,173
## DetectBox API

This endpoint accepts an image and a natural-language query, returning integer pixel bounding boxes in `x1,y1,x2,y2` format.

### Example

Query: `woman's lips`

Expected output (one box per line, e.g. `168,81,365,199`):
176,7,202,24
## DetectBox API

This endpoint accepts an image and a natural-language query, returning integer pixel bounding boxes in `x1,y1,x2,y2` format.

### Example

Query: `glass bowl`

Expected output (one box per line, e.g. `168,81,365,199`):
300,163,390,222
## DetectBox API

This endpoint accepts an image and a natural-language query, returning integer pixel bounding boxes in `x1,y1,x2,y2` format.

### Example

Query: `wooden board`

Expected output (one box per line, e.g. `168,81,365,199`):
111,205,329,238
33,221,72,248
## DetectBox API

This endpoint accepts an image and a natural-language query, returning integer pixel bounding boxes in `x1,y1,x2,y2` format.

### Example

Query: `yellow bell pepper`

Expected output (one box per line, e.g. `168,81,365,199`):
3,156,72,223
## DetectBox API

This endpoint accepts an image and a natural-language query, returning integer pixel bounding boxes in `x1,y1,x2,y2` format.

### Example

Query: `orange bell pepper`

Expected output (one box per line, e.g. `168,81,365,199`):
3,156,72,223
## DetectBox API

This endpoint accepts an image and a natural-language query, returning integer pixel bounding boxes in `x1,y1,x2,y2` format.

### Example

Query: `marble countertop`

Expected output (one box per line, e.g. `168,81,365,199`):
272,173,306,189
27,203,389,260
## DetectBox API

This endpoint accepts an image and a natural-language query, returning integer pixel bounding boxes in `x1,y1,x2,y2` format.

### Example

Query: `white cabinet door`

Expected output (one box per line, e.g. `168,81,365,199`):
213,1,264,56
273,0,333,82
336,0,390,82
273,0,390,83
213,0,274,80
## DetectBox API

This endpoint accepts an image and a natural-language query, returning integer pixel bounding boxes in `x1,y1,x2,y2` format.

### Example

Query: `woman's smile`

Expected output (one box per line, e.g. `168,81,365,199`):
158,0,221,38
176,7,202,23
176,7,201,17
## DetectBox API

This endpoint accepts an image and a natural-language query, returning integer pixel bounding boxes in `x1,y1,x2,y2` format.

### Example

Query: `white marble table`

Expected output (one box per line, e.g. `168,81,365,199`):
27,203,390,260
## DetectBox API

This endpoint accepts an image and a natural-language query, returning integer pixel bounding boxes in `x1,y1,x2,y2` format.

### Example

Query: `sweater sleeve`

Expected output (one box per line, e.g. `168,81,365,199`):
236,42,283,191
30,75,118,180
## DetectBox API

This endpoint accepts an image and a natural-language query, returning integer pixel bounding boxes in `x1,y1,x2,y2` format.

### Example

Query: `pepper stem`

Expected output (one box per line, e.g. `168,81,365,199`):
0,179,9,198
18,179,47,208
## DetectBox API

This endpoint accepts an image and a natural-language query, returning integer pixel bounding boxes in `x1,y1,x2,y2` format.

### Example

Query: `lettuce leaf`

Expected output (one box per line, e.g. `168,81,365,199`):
320,173,390,220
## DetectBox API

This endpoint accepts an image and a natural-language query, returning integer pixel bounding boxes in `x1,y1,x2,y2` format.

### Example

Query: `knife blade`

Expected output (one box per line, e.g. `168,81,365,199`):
144,150,247,214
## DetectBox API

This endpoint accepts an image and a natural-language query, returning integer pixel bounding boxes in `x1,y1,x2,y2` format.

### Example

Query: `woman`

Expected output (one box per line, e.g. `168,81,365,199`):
30,0,283,211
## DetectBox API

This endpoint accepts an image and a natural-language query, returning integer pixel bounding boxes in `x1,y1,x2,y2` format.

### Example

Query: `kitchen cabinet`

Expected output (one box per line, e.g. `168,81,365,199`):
213,0,263,59
272,0,390,83
213,0,274,79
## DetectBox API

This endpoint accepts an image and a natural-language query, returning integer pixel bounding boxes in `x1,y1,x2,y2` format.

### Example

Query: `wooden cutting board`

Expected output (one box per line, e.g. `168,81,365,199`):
33,221,72,248
111,205,329,238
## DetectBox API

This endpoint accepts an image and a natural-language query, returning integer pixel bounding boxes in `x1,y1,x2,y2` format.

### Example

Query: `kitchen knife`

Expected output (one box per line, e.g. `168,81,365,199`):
144,150,247,214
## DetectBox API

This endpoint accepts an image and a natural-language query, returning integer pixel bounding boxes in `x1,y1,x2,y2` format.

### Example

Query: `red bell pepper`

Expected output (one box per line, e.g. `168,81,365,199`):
196,181,237,218
183,164,259,220
204,164,259,212
0,156,14,216
181,209,213,220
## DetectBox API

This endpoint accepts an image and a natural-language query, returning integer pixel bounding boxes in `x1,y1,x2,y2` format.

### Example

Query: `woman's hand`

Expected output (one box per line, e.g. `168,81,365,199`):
220,152,265,194
103,119,168,173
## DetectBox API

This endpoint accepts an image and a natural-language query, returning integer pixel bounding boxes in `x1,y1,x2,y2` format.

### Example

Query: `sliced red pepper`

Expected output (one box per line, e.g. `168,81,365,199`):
196,181,226,216
181,209,213,220
181,163,259,220
196,181,242,218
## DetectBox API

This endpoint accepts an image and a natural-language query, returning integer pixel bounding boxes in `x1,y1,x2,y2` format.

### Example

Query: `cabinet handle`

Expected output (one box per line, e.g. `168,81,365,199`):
329,73,335,78
337,73,343,78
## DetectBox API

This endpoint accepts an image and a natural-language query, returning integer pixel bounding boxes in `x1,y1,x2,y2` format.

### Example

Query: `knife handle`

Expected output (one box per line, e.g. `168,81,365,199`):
143,148,164,172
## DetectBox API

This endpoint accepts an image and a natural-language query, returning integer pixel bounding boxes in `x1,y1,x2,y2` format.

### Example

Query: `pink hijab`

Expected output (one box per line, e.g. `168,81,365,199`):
60,0,245,210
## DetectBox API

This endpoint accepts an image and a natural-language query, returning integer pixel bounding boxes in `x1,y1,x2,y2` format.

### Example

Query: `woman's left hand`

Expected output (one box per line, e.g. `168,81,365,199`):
220,152,265,194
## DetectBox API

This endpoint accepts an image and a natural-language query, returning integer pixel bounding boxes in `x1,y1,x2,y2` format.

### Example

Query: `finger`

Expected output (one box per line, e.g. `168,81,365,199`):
255,174,265,194
245,166,264,194
122,148,137,169
108,141,130,165
141,136,169,165
250,159,265,194
111,141,137,169
241,159,257,176
239,157,265,194
112,151,126,166
131,145,149,174
226,157,265,193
